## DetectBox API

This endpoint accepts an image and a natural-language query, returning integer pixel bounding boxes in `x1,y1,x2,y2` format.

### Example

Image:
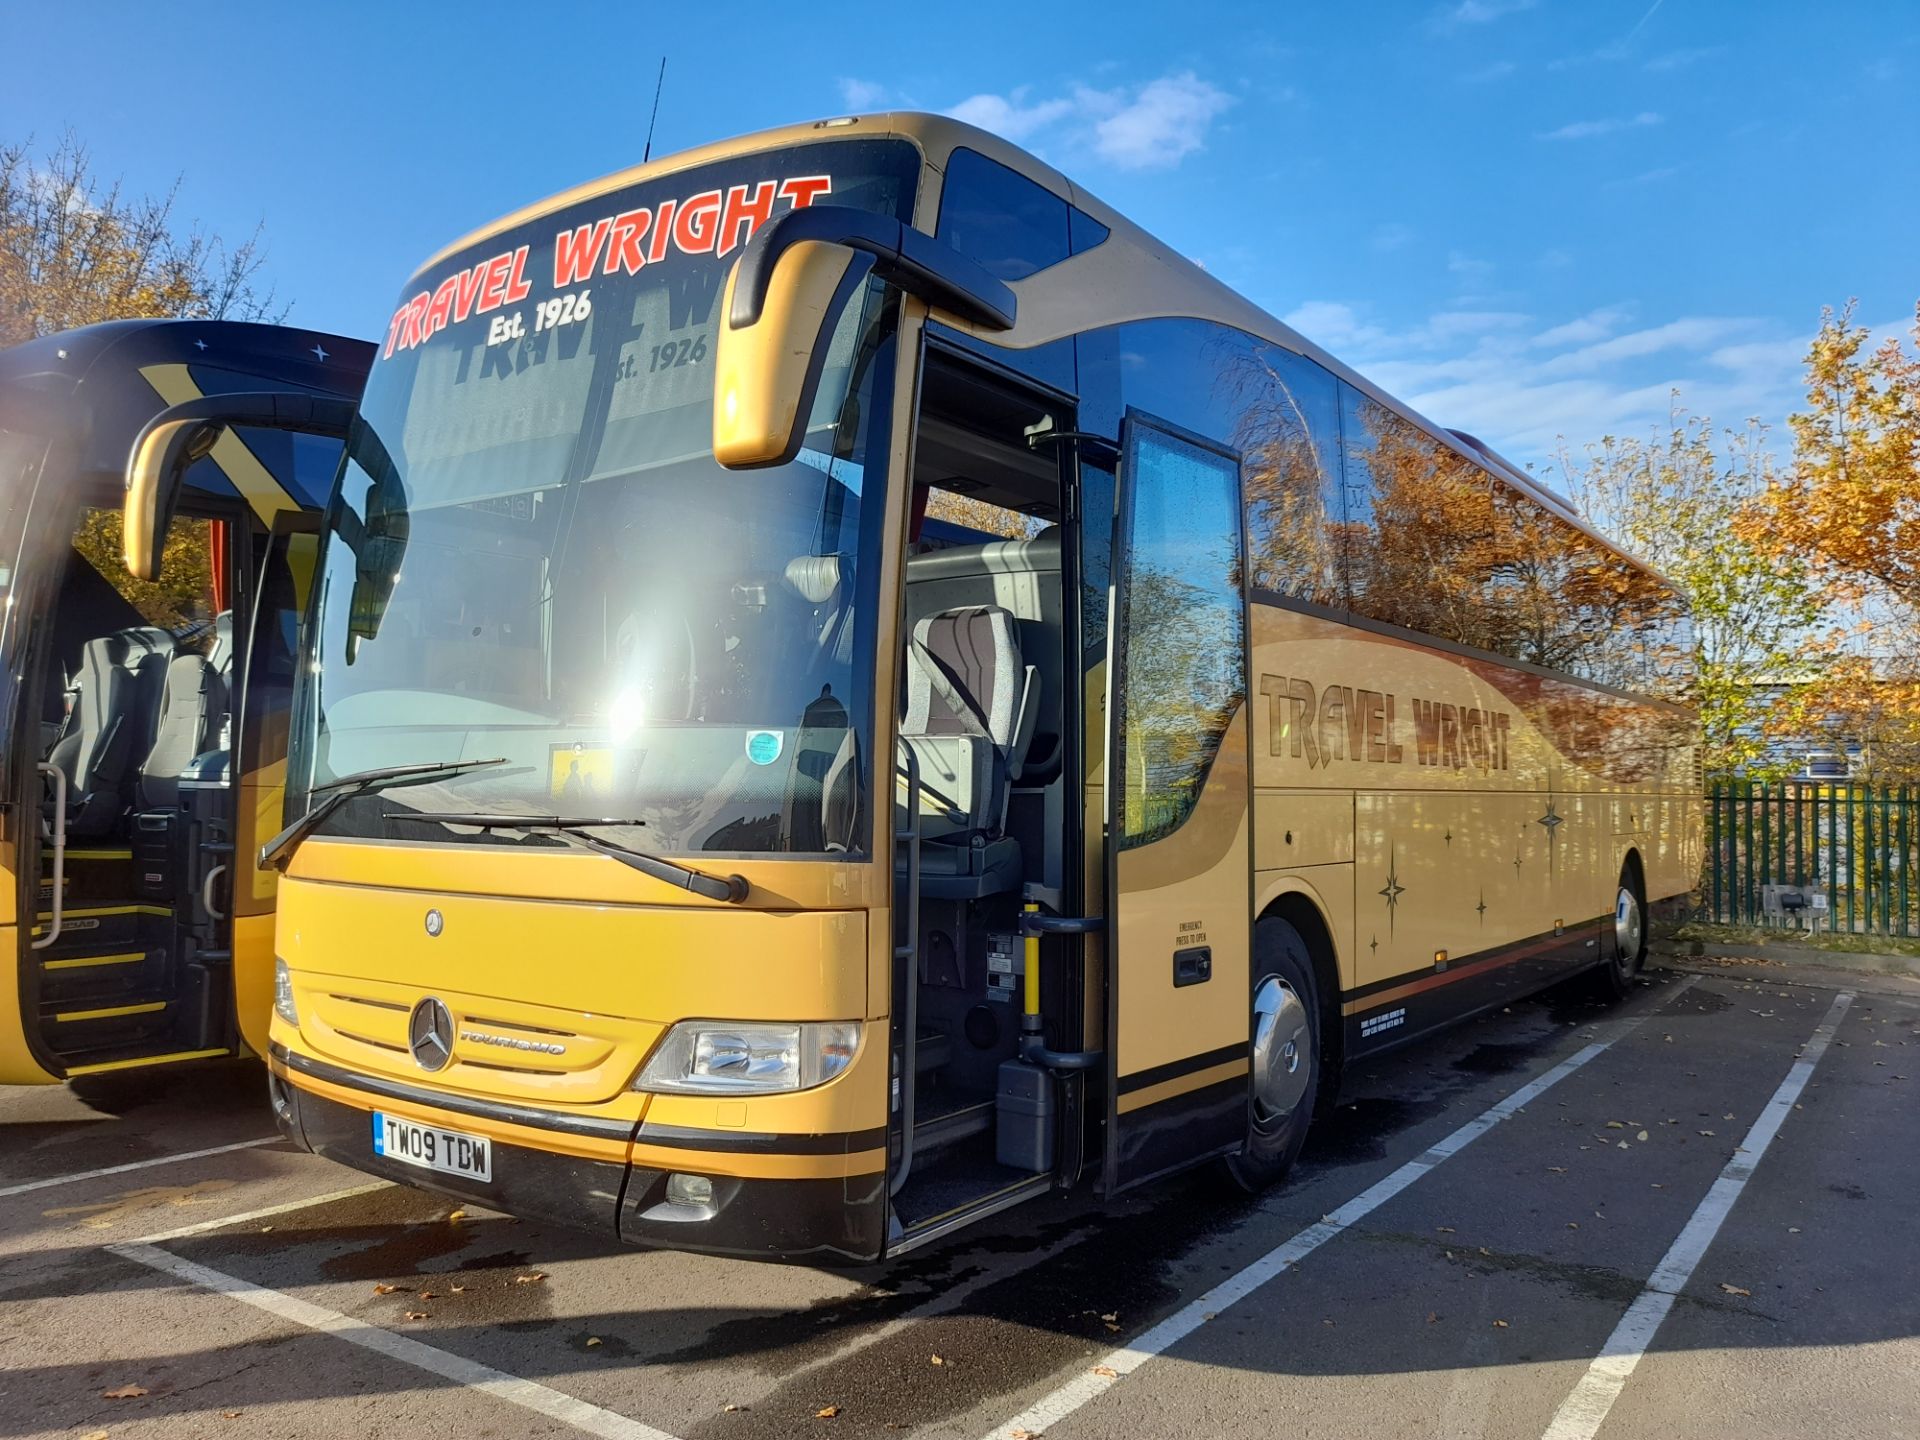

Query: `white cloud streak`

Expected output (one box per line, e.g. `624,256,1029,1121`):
945,71,1233,170
1538,111,1663,141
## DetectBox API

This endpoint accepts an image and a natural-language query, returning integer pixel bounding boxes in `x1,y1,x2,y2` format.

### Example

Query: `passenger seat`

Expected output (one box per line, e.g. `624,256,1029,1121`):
47,627,172,837
897,604,1037,898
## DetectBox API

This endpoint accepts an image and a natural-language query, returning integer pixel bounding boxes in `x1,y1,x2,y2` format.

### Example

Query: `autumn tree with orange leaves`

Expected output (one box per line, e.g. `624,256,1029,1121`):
0,132,281,346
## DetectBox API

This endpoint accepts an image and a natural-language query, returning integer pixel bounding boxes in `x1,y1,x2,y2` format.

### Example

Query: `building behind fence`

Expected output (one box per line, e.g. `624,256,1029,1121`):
1705,781,1919,937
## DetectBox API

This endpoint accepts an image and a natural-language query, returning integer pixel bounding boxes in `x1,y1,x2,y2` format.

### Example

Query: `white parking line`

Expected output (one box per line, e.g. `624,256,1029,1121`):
0,1137,281,1198
109,1240,682,1440
1538,988,1854,1440
977,978,1697,1440
128,1181,396,1243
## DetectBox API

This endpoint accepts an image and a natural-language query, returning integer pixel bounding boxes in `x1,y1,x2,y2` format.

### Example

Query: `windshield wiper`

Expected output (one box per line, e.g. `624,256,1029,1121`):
258,757,508,873
385,812,750,904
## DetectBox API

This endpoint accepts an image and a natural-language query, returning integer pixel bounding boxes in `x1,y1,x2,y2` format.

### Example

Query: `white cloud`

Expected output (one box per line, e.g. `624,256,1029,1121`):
1090,73,1235,168
1538,111,1663,141
836,78,890,111
946,88,1076,142
1531,306,1633,348
1448,251,1494,280
1281,301,1387,351
1538,317,1752,375
944,71,1232,170
1438,0,1535,26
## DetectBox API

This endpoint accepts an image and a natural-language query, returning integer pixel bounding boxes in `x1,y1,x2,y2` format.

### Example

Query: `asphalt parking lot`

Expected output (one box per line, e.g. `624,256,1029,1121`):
4,958,1917,1440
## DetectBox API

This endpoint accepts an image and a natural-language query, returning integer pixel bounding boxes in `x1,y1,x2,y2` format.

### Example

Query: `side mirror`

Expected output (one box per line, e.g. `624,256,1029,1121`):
125,392,357,580
712,205,1017,470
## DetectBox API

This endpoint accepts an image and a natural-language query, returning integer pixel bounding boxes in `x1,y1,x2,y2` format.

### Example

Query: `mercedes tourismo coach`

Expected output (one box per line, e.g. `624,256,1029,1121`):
258,113,1700,1260
0,320,370,1084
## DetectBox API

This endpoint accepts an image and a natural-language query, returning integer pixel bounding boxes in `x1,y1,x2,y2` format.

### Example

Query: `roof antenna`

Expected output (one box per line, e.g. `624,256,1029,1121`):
643,58,667,163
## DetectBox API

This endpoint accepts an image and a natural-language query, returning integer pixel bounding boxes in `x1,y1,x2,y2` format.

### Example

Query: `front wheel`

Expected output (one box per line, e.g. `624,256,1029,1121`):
1225,915,1323,1193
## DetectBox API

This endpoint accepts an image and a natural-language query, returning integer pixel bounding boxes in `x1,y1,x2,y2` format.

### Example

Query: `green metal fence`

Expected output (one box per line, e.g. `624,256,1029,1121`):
1705,781,1920,937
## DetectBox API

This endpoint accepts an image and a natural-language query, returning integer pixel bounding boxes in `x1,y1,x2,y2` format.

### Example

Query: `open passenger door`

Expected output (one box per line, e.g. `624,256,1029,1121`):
1102,413,1254,1194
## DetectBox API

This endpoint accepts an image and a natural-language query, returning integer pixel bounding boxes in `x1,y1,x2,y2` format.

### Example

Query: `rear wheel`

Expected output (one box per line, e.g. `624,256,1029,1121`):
1592,863,1648,1000
1225,915,1322,1192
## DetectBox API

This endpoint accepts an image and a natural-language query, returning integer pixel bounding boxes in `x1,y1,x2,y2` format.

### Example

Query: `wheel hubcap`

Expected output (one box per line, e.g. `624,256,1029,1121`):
1614,885,1643,964
1250,976,1311,1124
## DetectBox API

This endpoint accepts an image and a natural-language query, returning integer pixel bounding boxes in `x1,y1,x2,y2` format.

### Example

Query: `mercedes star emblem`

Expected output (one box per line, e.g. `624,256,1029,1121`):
408,997,455,1071
424,908,444,937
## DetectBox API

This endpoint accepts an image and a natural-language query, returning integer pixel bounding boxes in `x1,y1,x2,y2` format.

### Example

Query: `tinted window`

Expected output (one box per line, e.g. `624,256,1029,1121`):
1340,381,1692,695
1117,418,1244,848
937,147,1070,281
1238,348,1343,605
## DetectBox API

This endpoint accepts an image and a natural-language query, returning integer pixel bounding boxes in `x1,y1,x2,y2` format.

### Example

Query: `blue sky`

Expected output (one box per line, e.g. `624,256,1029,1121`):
5,0,1915,473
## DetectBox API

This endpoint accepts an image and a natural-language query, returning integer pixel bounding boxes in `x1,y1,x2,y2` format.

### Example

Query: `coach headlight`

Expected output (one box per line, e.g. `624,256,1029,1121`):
634,1021,860,1094
273,957,299,1026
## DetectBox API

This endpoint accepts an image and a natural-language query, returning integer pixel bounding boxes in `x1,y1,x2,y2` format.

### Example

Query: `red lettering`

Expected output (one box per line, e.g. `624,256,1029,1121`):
604,206,653,275
673,190,722,255
779,175,833,209
504,245,531,303
477,254,512,311
404,293,430,350
425,276,458,341
647,200,677,264
553,221,610,287
453,261,487,323
717,181,776,256
383,303,410,358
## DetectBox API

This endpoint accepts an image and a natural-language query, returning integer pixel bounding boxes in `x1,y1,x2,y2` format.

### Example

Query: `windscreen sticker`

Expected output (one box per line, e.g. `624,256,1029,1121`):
385,174,833,359
746,730,784,766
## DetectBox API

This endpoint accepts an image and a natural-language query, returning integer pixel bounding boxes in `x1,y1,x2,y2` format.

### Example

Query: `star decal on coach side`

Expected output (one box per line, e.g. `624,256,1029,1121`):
1378,852,1406,933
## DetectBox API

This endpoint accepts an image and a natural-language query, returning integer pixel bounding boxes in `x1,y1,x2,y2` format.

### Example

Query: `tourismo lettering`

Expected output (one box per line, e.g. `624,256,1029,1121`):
383,174,833,358
1258,674,1511,774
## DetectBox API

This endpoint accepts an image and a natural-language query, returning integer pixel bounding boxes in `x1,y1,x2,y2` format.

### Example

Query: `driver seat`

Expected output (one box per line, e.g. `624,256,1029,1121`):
896,604,1037,899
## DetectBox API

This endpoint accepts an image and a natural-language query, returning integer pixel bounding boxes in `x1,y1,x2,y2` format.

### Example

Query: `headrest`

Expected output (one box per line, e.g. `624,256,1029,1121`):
784,555,843,606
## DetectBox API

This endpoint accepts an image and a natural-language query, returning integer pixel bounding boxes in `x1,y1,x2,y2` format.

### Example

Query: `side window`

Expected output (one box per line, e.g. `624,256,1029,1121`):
936,147,1071,281
70,508,223,642
1340,383,1500,649
923,485,1044,540
1238,347,1343,605
1116,417,1245,849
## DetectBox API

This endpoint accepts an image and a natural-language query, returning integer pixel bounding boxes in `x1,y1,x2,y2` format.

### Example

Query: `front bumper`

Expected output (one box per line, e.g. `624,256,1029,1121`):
269,1045,888,1262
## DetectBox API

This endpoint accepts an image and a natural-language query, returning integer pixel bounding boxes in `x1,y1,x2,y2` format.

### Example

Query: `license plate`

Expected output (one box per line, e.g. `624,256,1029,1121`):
372,1111,492,1182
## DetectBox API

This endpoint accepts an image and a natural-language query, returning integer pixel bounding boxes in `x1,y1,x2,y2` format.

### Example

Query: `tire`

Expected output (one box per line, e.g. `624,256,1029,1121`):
1225,915,1323,1193
1591,862,1649,1001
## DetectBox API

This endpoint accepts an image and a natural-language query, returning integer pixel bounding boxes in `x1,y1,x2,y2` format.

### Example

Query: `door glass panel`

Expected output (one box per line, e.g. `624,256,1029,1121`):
1117,420,1244,848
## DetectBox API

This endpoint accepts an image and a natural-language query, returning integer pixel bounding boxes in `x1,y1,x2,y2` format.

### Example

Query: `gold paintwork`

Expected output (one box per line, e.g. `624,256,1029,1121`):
712,240,864,468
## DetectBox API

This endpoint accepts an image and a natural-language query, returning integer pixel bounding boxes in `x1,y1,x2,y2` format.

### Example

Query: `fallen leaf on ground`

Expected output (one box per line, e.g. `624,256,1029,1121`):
418,1291,437,1301
372,1283,399,1295
450,1284,467,1293
259,1226,273,1233
930,1355,943,1365
1012,1430,1037,1439
1548,1166,1567,1174
81,1432,109,1440
1568,1222,1579,1229
1699,1130,1716,1137
1104,1323,1120,1332
513,1273,547,1284
1788,1227,1802,1234
1617,1141,1630,1150
448,1209,467,1221
1493,1319,1510,1328
586,1337,602,1347
1636,1131,1650,1142
1203,1312,1217,1321
222,1411,242,1420
404,1310,430,1320
816,1404,840,1418
1092,1365,1118,1378
1436,1226,1456,1233
1720,1283,1751,1297
1100,1312,1118,1322
1605,1121,1625,1129
103,1383,149,1399
1478,1247,1492,1257
1426,1311,1440,1323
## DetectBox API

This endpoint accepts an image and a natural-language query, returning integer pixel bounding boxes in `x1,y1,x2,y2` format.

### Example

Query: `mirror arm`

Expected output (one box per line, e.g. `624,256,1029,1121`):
727,205,1017,333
